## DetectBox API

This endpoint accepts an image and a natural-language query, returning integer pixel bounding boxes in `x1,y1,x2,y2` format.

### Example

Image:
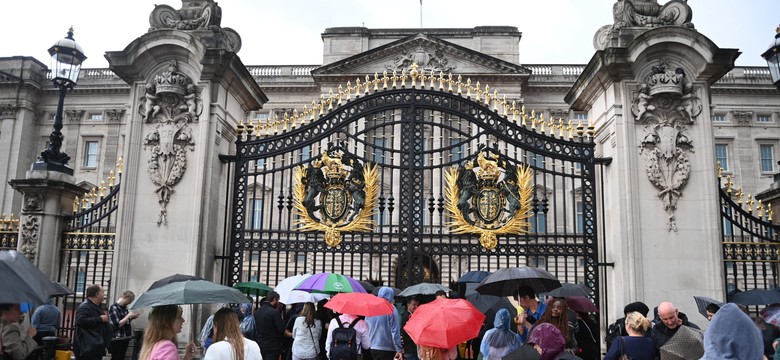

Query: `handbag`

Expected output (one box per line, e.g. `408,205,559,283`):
618,336,632,360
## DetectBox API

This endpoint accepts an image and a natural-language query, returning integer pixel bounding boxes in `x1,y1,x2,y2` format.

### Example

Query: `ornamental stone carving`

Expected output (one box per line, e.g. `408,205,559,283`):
0,103,17,119
66,109,84,123
594,0,693,50
732,111,753,124
140,60,199,226
105,109,125,122
19,216,39,262
148,0,242,53
23,193,43,212
632,60,701,232
387,46,455,73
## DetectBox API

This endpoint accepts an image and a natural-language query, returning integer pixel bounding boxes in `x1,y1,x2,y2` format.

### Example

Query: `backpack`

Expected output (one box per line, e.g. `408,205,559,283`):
329,317,360,360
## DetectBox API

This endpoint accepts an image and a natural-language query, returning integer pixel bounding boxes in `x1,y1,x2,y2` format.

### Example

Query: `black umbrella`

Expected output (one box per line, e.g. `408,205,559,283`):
457,271,492,284
148,273,205,291
358,281,376,293
502,345,541,360
0,250,59,304
475,267,561,296
50,282,75,297
131,280,250,309
693,296,724,318
541,283,590,298
398,283,451,298
730,289,780,306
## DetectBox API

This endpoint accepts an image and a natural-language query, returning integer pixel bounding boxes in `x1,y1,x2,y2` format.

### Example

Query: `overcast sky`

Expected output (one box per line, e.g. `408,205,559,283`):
3,0,778,69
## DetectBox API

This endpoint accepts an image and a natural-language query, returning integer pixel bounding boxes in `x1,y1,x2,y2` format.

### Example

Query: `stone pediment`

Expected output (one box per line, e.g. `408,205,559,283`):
312,34,530,78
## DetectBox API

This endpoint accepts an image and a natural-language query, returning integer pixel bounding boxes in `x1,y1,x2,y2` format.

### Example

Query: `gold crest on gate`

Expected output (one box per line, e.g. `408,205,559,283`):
293,143,378,247
444,145,533,250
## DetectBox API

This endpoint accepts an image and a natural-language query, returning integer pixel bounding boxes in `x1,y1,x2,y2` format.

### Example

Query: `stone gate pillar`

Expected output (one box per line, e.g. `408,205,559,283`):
104,0,266,340
566,0,740,328
10,170,83,278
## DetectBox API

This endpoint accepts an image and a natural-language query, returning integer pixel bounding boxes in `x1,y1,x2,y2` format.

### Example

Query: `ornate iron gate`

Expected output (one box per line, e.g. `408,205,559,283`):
57,165,121,337
718,171,780,295
227,73,598,303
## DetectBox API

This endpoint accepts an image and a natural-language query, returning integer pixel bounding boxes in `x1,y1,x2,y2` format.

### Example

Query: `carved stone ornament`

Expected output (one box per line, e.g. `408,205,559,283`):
20,216,39,262
105,109,125,122
65,109,84,123
444,144,533,250
387,46,455,73
140,60,199,226
23,193,43,212
148,0,242,52
632,60,702,232
594,0,693,50
732,110,753,123
293,143,379,248
0,103,17,119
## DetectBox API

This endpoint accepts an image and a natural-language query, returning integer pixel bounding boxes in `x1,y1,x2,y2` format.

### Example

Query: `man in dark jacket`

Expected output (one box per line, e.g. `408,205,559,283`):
74,284,112,360
400,298,420,360
255,291,285,360
651,302,701,351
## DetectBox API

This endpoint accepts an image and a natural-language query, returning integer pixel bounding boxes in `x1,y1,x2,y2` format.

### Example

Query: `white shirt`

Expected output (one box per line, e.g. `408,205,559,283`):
204,337,262,360
325,314,371,358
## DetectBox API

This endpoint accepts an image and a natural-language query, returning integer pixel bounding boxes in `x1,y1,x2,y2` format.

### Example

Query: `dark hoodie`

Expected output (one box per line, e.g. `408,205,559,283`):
650,311,700,350
365,287,403,352
700,303,763,360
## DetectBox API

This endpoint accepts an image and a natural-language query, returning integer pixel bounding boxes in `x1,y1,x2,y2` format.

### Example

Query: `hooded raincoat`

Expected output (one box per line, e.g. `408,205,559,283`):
365,287,403,352
700,303,763,360
480,308,522,360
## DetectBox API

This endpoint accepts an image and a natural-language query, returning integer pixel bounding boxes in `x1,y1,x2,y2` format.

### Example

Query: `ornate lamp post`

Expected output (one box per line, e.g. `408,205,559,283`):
761,25,780,91
32,27,87,175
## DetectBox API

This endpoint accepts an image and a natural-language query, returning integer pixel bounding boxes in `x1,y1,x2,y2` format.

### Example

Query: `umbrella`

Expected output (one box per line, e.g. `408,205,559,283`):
275,274,312,304
762,304,780,326
658,325,704,360
50,282,74,297
502,345,541,360
398,283,452,298
730,289,780,306
130,280,249,309
234,281,273,296
559,296,598,313
148,273,204,291
403,297,486,348
457,271,492,284
294,272,367,294
358,281,376,293
693,296,724,319
0,250,60,304
541,283,590,298
325,292,394,316
475,267,561,296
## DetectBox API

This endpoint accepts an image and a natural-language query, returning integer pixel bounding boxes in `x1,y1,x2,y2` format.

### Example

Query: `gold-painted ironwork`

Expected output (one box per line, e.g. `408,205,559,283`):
444,146,533,250
293,146,379,247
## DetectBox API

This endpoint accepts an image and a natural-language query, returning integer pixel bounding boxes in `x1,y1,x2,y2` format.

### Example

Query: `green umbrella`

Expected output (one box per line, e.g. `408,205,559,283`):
234,281,273,296
129,280,249,309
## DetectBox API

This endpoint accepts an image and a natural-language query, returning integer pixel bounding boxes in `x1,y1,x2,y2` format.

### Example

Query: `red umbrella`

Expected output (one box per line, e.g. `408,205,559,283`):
324,292,394,316
403,297,486,348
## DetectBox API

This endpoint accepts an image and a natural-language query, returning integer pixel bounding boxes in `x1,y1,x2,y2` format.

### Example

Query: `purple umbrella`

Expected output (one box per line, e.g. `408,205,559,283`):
293,272,367,295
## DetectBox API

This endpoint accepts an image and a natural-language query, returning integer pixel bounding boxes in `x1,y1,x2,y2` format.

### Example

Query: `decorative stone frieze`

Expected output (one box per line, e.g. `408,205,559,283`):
0,103,17,119
147,0,241,52
140,60,199,226
387,46,455,73
632,59,701,231
23,193,43,212
732,110,754,124
594,0,693,50
19,216,39,262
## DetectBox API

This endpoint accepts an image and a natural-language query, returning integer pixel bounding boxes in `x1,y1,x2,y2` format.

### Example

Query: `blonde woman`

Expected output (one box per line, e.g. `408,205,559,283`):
204,307,261,360
139,305,197,360
603,311,654,360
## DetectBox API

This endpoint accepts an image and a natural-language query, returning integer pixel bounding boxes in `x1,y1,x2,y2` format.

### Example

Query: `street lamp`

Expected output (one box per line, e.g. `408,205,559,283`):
761,25,780,91
33,27,87,175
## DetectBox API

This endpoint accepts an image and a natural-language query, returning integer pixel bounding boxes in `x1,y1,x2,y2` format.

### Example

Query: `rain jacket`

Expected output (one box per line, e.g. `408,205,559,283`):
480,308,522,360
239,303,256,340
366,287,403,352
700,303,763,360
528,323,566,360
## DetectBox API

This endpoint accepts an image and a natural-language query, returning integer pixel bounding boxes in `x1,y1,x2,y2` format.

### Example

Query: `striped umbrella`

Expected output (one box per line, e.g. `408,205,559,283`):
293,272,367,294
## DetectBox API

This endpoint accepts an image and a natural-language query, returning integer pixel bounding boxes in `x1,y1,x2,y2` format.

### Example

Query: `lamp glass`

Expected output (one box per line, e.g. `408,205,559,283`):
768,51,780,85
50,52,82,84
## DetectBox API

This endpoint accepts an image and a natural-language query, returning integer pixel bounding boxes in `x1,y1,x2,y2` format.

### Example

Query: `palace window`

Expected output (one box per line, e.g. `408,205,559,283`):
449,137,466,163
573,112,588,122
373,137,386,164
300,145,312,162
83,141,99,168
760,144,775,173
250,199,263,230
715,144,729,171
757,115,772,123
576,201,584,234
711,114,726,123
88,113,103,121
530,212,547,233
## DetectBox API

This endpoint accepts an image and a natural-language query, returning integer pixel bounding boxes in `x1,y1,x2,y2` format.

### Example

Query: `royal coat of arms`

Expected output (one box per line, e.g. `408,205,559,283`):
444,145,533,250
293,144,378,247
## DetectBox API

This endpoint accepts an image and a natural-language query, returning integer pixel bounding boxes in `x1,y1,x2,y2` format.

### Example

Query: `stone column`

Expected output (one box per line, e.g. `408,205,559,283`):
568,10,739,328
9,170,84,278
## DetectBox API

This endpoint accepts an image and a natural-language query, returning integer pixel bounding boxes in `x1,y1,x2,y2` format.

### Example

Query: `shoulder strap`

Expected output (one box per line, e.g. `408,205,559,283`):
336,316,345,328
348,318,360,329
619,336,627,356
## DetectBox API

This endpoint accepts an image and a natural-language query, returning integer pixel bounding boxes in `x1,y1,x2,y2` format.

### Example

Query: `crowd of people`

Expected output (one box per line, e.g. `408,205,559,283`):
1,282,779,360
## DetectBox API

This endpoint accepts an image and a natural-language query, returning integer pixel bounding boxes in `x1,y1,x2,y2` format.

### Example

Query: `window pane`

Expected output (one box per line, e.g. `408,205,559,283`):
576,201,584,234
251,199,263,230
89,113,103,121
373,138,385,163
760,144,775,172
83,141,99,167
300,145,311,162
757,115,772,123
715,144,728,170
711,115,725,122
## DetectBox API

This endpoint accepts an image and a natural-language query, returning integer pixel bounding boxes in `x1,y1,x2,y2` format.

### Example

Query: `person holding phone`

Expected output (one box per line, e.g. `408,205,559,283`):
109,290,140,360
